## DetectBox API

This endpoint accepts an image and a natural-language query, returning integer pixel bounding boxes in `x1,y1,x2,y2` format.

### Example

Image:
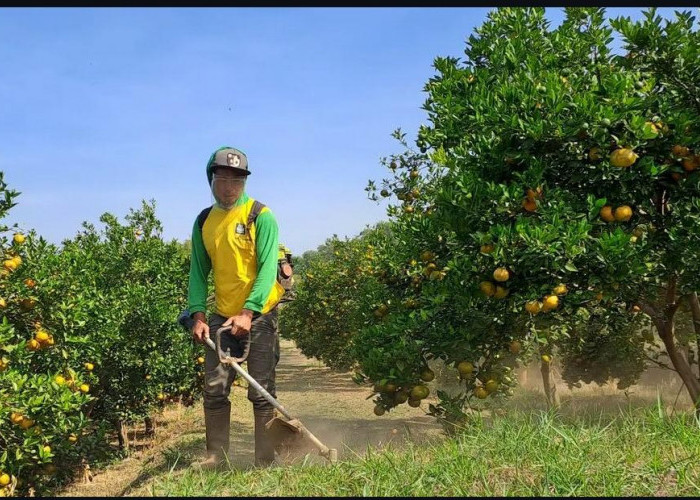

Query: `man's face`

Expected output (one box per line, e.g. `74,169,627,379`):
211,167,246,207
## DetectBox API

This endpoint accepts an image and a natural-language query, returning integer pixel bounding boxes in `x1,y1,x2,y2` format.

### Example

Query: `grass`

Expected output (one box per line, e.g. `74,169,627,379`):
144,401,700,497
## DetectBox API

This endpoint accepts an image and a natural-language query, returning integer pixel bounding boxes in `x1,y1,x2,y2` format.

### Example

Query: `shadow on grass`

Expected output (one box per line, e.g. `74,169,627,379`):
116,421,256,496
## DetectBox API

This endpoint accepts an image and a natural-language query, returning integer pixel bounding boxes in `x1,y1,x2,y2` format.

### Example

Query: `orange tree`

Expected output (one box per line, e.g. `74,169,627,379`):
0,174,94,496
356,7,699,419
1,188,201,496
43,201,200,446
279,223,392,371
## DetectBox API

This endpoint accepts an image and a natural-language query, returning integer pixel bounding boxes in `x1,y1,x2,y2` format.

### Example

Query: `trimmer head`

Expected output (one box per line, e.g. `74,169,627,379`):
267,418,314,457
267,418,337,463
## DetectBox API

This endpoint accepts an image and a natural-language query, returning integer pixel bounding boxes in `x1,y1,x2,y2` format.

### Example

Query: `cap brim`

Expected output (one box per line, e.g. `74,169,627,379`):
211,165,251,176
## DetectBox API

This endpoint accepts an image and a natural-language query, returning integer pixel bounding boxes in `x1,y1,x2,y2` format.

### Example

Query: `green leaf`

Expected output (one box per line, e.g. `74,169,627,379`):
564,261,579,272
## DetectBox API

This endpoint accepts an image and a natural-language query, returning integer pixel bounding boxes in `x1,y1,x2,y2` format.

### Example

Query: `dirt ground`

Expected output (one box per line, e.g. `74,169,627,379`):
57,339,445,497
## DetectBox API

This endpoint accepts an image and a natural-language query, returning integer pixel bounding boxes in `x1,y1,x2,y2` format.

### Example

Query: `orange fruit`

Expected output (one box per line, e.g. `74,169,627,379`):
23,278,36,288
420,250,435,262
2,260,17,272
19,298,36,311
84,362,94,371
27,339,41,351
614,205,633,222
475,387,488,399
509,340,522,354
522,198,537,212
68,434,78,443
13,233,26,244
42,445,51,454
54,375,66,386
672,145,690,157
588,147,602,161
480,244,494,254
19,418,35,430
484,379,499,393
457,361,474,376
420,369,435,382
542,295,559,311
373,405,385,416
479,281,496,297
0,473,10,486
493,286,509,299
553,284,568,296
410,385,430,400
682,156,699,172
197,357,205,365
526,187,543,200
600,206,615,222
79,384,90,393
525,300,542,314
493,267,510,282
610,148,638,168
0,298,6,308
157,393,165,401
35,330,50,343
541,354,552,363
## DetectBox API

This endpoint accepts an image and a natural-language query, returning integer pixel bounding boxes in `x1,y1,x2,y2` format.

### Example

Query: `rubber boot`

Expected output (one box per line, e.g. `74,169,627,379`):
197,404,231,469
254,409,276,467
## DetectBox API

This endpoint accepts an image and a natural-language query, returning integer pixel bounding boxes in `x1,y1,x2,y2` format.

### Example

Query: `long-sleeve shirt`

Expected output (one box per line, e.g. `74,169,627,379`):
188,192,280,316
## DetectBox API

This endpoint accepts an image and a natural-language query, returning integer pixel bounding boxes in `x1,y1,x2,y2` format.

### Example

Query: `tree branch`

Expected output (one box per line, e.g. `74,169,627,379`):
637,299,657,319
644,351,678,373
665,274,678,319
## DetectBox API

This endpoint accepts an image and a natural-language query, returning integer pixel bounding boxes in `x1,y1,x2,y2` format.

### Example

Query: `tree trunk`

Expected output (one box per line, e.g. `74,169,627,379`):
144,416,155,437
518,366,529,386
115,420,128,451
689,293,700,380
656,319,700,412
539,354,560,410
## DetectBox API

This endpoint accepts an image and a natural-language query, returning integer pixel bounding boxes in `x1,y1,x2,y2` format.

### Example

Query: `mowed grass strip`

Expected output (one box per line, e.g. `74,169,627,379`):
146,405,700,497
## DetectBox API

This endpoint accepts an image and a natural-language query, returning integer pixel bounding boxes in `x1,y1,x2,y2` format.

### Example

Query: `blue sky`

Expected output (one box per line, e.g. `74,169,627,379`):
0,7,690,254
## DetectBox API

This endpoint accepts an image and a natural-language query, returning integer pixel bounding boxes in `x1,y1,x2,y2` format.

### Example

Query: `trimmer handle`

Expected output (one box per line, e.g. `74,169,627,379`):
211,325,251,364
178,309,250,363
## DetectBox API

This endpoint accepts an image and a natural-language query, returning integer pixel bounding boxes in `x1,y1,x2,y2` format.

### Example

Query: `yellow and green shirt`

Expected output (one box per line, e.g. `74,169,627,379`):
187,192,285,317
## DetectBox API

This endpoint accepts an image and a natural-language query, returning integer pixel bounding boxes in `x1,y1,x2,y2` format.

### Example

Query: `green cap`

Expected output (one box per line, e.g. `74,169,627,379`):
206,146,250,184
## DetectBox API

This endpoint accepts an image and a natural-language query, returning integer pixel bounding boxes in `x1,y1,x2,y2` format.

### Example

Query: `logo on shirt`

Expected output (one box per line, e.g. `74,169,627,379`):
235,223,246,235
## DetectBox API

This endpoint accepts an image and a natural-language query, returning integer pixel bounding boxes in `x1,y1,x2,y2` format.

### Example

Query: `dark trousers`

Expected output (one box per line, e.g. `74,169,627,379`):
203,308,280,413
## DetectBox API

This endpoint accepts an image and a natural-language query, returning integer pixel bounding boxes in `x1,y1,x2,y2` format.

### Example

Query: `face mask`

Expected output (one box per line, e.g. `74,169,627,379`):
211,175,246,210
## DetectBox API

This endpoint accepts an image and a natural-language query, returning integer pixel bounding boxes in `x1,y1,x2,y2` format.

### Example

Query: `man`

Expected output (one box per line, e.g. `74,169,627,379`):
188,146,286,468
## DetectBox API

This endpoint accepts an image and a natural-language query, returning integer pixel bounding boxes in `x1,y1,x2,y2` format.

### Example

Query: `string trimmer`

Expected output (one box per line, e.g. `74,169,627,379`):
178,310,338,465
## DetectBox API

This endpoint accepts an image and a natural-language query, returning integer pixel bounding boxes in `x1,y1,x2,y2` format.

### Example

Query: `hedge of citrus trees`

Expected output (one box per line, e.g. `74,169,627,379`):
281,7,700,427
0,177,202,497
279,223,393,371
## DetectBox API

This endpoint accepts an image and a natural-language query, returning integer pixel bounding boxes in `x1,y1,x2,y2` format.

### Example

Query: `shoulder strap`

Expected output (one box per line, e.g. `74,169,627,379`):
197,206,213,231
247,200,266,226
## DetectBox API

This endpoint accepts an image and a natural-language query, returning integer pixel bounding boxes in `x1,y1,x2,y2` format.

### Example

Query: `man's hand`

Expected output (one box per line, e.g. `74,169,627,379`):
191,312,210,344
223,309,254,337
